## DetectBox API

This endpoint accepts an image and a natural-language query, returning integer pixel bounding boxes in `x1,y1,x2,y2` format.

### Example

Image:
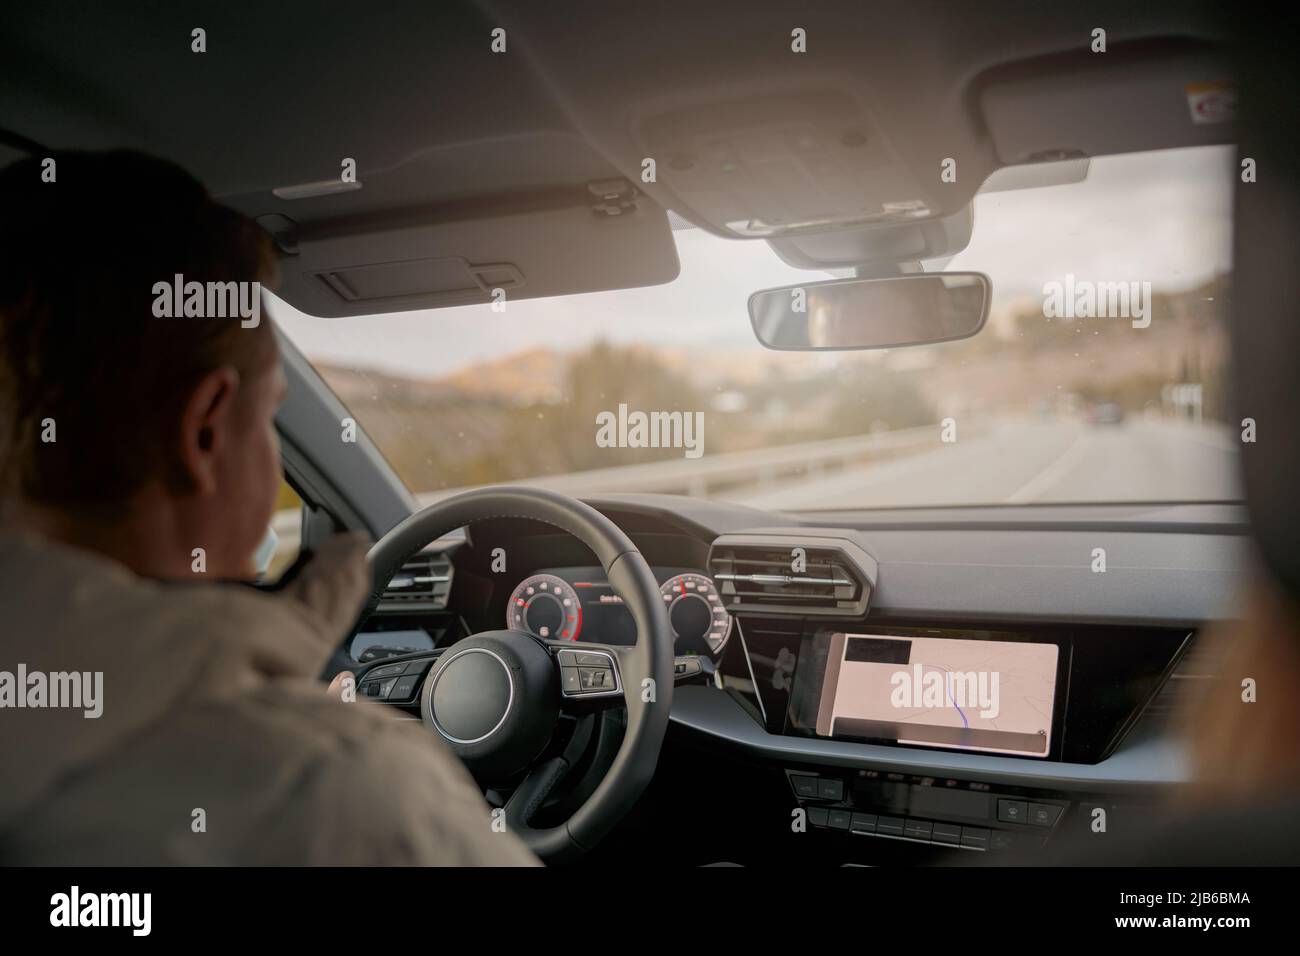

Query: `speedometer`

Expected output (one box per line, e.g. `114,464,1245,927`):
507,574,583,641
660,573,732,655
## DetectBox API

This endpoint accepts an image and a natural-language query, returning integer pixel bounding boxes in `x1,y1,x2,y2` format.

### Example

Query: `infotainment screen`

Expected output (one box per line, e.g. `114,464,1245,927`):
810,632,1060,757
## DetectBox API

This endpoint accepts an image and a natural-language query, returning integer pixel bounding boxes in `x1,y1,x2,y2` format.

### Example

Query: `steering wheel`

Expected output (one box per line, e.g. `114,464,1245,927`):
362,486,674,862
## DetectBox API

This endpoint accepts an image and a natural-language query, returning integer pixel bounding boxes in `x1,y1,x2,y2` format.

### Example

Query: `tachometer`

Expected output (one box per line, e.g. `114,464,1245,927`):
507,574,583,641
660,573,732,655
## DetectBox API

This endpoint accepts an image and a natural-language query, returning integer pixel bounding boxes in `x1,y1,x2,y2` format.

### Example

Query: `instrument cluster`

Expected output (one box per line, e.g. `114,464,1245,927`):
506,567,733,655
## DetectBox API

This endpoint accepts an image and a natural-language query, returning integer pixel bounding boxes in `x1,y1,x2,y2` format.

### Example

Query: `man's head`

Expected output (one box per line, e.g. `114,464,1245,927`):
0,150,285,580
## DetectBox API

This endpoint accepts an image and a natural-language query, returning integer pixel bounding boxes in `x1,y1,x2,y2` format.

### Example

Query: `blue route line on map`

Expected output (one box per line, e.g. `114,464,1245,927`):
944,670,969,728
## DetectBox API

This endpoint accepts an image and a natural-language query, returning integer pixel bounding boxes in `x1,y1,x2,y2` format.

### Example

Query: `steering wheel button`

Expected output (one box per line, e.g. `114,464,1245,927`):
367,662,407,680
390,675,418,700
361,678,397,700
573,652,610,667
561,667,581,693
579,667,613,690
673,656,702,677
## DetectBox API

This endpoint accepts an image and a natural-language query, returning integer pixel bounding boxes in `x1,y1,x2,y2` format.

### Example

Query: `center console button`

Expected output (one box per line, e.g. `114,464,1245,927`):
876,816,905,837
1028,803,1063,827
791,775,820,799
960,827,990,849
817,778,844,801
850,813,877,834
904,819,933,841
997,799,1028,824
827,809,851,830
932,823,961,846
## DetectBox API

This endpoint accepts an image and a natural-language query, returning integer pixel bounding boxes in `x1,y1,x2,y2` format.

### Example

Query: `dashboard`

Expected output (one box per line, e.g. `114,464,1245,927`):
350,494,1245,860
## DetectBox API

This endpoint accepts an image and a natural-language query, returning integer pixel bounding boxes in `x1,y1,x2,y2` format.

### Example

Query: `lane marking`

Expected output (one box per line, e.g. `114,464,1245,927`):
1003,430,1091,503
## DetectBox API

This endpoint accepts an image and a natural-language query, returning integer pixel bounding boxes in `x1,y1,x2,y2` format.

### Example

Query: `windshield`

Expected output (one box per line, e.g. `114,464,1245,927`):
274,145,1238,511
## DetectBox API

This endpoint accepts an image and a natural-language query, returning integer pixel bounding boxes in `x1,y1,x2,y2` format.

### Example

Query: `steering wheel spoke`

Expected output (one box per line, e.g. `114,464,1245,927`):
503,756,571,838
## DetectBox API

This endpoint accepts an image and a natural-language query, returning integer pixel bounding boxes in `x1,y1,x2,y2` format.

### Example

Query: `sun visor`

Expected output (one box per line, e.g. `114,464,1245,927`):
267,184,679,318
979,40,1235,164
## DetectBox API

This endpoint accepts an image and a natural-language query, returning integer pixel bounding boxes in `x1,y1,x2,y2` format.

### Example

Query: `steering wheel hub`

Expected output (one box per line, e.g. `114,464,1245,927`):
422,630,558,782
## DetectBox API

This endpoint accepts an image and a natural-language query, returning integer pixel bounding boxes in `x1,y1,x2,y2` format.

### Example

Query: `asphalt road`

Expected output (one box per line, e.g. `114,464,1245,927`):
725,420,1242,510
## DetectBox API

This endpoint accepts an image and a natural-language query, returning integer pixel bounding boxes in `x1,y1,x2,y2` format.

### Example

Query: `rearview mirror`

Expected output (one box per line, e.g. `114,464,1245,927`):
748,272,991,351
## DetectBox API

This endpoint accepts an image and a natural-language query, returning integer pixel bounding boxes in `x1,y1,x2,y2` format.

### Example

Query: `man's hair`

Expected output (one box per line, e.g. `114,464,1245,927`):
0,150,277,514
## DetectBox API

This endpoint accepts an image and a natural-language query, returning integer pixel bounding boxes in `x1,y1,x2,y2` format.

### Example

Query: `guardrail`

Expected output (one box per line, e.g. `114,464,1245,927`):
270,422,962,565
416,423,961,504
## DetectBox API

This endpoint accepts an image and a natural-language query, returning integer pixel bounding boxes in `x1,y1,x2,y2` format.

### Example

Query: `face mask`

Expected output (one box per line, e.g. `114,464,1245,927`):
253,525,279,579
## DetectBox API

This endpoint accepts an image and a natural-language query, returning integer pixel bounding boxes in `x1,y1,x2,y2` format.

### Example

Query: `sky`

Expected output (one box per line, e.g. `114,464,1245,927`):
273,145,1235,380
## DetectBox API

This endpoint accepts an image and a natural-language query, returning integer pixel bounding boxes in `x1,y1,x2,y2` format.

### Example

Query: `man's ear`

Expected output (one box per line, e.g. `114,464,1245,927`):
177,366,241,496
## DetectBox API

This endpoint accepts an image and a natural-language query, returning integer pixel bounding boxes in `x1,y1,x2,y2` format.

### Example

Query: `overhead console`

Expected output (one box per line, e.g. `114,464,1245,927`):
634,88,940,238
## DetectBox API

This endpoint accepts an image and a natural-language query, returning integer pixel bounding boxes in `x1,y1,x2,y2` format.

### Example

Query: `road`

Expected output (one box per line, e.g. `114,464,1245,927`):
722,420,1242,510
269,419,1241,572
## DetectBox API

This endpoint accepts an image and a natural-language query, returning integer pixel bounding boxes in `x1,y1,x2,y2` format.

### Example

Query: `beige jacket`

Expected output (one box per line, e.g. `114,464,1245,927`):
0,530,538,865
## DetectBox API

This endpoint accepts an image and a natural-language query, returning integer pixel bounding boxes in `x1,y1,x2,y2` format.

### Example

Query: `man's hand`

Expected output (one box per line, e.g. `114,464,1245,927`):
326,670,357,702
278,532,371,638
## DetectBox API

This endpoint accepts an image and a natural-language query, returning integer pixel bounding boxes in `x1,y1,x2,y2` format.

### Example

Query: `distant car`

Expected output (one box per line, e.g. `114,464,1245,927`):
1089,401,1126,425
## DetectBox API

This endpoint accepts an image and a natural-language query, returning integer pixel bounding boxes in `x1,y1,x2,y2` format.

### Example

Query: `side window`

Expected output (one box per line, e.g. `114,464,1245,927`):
266,478,302,582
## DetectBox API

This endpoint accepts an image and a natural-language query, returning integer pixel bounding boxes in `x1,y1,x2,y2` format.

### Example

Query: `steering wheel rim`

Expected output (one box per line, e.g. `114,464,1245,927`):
362,485,674,862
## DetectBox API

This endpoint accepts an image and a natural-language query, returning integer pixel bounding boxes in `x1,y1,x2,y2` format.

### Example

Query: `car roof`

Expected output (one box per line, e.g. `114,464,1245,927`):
1,0,1234,315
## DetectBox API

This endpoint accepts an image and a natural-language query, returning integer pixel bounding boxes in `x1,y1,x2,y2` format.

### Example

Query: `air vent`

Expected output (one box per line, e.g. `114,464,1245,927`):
708,531,877,617
379,551,452,612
